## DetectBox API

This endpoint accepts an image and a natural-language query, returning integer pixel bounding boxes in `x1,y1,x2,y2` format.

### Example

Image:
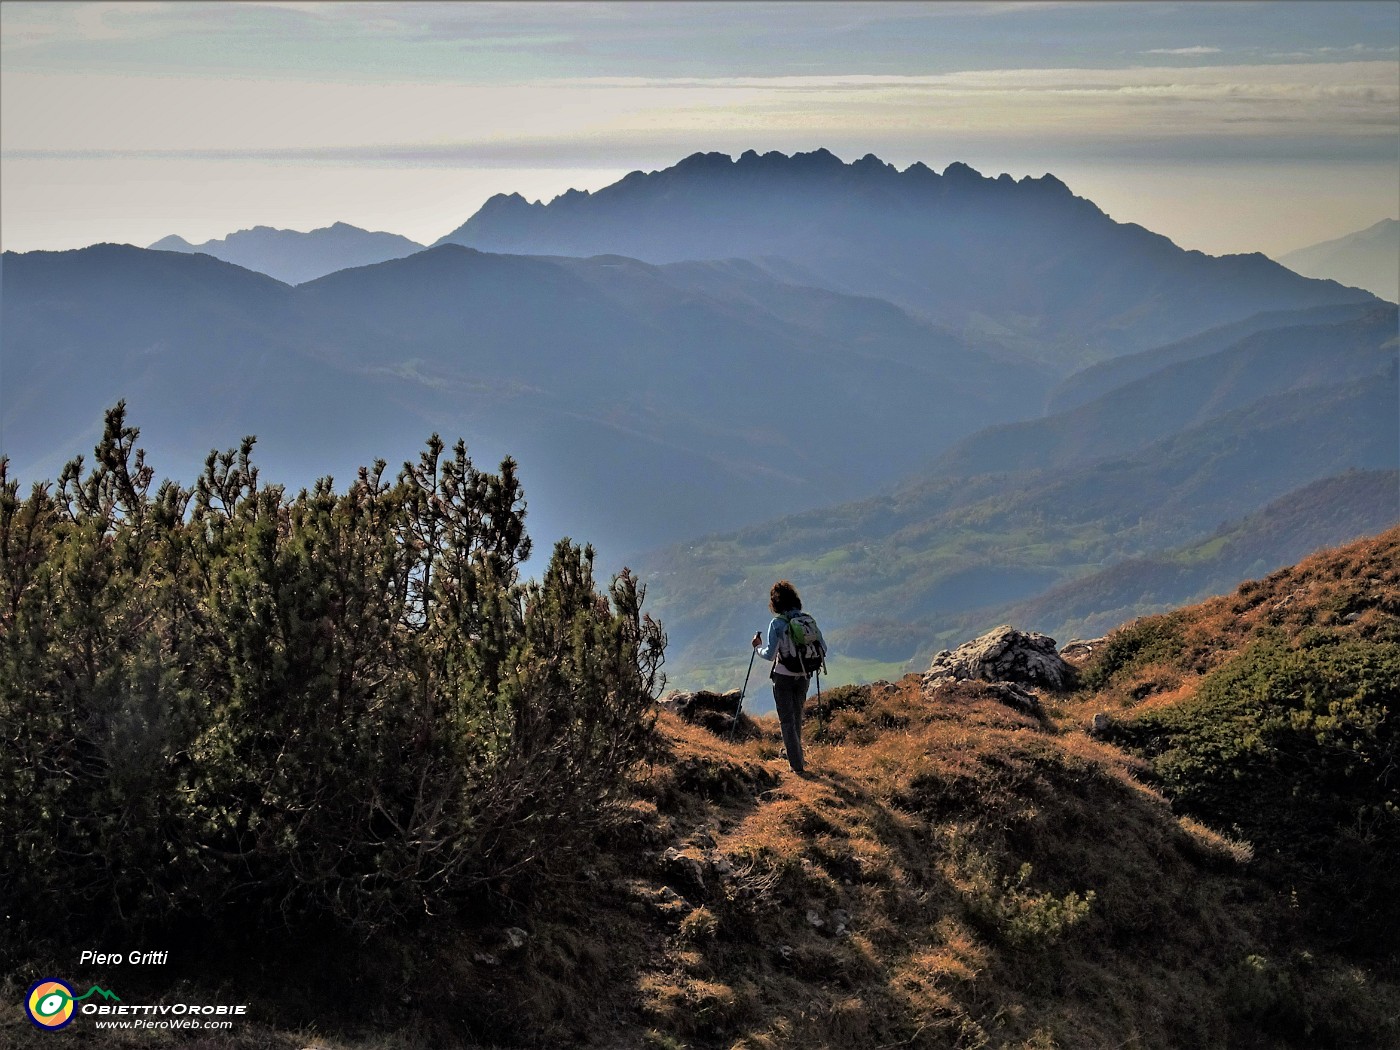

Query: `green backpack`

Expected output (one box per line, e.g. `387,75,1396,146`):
776,612,827,675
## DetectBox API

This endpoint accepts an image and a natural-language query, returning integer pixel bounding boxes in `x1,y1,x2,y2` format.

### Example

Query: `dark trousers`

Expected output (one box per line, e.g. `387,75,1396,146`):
772,672,809,772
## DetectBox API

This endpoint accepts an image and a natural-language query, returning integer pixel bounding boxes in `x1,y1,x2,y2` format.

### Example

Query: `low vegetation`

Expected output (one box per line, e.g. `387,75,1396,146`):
0,405,664,956
2,418,1394,1049
1077,528,1400,961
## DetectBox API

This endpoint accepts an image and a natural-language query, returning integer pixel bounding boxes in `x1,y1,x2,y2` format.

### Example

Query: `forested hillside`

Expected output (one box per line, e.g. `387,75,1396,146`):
640,305,1399,693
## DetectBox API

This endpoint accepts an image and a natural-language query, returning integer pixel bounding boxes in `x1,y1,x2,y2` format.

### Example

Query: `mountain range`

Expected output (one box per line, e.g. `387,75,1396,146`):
1277,218,1399,303
1,241,1050,558
5,150,1394,682
149,221,425,285
437,149,1375,367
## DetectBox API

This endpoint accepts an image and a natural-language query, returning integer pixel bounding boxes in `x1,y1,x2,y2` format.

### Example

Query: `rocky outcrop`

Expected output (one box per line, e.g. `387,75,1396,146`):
922,625,1075,697
1059,637,1106,665
658,689,748,735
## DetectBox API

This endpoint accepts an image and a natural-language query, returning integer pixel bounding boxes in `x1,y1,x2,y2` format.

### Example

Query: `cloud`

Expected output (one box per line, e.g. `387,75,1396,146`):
1,2,178,47
3,61,1395,169
1142,46,1223,56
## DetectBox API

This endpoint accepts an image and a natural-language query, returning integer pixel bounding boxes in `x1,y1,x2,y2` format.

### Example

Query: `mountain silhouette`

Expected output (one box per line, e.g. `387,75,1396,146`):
1,243,1050,558
1277,218,1399,303
436,149,1376,365
149,221,425,285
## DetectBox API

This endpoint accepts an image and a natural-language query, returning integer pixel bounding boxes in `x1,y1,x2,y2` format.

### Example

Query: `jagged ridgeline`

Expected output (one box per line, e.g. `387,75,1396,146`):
0,404,665,950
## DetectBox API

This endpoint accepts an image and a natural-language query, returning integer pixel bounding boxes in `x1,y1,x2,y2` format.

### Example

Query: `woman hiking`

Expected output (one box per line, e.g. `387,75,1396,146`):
751,579,822,775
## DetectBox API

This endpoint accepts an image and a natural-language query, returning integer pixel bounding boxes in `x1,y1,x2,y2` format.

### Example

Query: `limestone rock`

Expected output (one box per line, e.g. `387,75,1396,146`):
1059,637,1106,665
923,625,1074,692
984,681,1042,715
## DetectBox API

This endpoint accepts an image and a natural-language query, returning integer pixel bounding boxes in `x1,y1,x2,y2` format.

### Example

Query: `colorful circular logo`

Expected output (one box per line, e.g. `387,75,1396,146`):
26,979,76,1030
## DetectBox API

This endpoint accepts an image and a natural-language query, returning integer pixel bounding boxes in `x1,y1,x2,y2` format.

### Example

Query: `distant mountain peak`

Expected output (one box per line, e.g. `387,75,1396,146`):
853,152,897,175
142,221,425,285
1028,172,1070,192
942,160,982,179
1279,219,1399,302
791,146,845,169
479,191,538,212
647,147,903,182
431,147,1374,358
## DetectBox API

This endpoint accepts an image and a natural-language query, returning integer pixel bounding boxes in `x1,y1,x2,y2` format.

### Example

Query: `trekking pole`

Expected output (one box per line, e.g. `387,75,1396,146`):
731,647,758,740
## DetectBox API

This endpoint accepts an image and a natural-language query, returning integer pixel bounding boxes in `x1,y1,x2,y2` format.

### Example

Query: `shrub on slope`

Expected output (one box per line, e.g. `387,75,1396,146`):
1081,528,1400,960
0,405,665,957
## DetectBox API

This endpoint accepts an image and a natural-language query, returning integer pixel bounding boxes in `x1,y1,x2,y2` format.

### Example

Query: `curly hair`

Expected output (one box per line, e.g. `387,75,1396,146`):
769,580,802,614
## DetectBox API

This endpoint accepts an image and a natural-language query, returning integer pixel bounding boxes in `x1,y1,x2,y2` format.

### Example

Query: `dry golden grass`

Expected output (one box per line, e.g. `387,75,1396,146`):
1063,525,1400,722
582,671,1316,1049
382,529,1393,1049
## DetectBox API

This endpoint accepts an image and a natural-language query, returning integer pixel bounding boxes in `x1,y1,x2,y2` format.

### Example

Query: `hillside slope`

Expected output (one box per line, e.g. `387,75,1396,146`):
1076,528,1400,965
1,243,1048,559
990,469,1400,643
942,304,1397,477
9,532,1392,1049
639,364,1400,691
1278,218,1399,303
1046,301,1382,414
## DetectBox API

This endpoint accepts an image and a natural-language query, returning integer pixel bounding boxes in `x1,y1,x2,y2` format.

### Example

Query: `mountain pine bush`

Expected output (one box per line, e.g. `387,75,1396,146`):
0,404,665,953
1116,633,1399,954
1081,530,1400,960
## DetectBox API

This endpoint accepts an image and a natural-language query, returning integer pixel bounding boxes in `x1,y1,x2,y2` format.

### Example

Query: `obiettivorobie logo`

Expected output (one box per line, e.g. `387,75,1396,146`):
25,979,120,1030
24,977,248,1032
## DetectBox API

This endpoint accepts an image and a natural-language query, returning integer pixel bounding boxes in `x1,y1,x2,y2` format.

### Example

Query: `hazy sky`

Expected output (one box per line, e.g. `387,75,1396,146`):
3,1,1397,258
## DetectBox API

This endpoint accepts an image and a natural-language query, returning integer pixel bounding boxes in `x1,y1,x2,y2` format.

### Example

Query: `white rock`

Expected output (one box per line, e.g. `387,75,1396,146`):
923,624,1073,692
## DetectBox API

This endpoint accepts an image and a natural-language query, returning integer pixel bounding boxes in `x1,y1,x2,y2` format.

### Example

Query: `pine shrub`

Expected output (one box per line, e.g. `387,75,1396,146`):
1114,634,1399,954
0,405,665,953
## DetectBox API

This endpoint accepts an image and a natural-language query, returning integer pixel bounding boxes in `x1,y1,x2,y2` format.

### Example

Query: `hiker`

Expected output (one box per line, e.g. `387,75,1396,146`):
751,580,824,775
